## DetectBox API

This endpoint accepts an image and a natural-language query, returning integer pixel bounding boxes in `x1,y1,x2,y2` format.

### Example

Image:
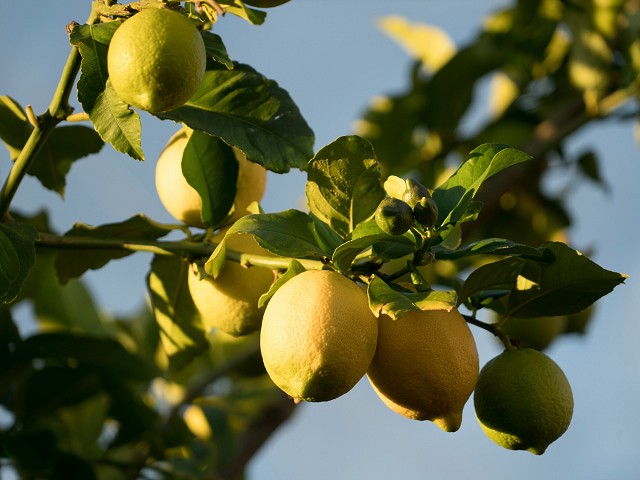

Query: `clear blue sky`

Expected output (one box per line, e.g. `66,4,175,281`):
1,1,639,479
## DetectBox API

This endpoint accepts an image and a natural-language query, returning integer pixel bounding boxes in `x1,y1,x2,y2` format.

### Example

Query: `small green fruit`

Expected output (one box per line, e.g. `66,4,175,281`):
375,198,414,235
413,196,439,228
402,179,431,209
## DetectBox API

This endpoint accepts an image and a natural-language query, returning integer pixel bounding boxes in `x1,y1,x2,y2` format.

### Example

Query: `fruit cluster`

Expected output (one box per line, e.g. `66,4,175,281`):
153,129,574,454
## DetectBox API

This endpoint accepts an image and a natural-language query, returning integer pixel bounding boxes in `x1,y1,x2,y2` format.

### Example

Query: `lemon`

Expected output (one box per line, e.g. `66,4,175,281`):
473,348,574,455
107,8,206,113
188,230,275,336
366,303,479,432
260,270,378,402
155,128,267,228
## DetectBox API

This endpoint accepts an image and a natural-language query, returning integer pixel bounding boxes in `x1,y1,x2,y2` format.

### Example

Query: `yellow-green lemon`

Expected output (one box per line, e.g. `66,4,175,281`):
473,348,574,455
155,128,267,228
107,8,206,113
188,230,275,336
366,303,479,432
260,270,378,402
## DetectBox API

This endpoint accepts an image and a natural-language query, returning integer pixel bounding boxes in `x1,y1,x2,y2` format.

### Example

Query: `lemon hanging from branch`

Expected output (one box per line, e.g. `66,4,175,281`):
107,8,206,113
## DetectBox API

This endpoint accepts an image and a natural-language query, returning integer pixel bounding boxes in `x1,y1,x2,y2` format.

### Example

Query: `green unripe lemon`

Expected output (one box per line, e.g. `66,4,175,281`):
474,348,574,455
413,196,439,228
107,8,206,113
401,178,431,209
375,198,414,235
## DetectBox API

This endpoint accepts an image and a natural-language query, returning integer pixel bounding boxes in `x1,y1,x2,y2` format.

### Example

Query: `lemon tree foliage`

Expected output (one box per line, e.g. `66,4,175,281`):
0,0,634,478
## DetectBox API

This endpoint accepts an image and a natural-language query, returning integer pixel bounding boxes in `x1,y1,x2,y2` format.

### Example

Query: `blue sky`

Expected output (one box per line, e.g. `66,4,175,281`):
1,1,639,479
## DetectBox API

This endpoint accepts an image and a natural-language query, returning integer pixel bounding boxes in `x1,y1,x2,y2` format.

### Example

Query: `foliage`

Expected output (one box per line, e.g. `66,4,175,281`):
0,0,634,478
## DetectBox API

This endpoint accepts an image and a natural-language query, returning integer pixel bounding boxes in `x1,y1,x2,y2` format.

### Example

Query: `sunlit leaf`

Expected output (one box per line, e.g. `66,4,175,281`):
157,63,314,173
306,135,385,238
147,255,208,372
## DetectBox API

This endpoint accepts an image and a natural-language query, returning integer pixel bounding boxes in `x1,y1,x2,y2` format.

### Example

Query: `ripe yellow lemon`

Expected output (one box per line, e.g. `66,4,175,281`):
155,128,267,228
366,303,479,432
188,230,275,336
107,8,206,113
260,270,378,402
473,348,574,455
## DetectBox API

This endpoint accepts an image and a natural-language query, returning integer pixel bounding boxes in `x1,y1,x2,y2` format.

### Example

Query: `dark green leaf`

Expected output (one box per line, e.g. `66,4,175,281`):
332,221,415,275
432,143,532,227
54,215,172,283
201,30,233,69
306,136,385,238
18,366,103,420
0,222,37,304
29,126,103,195
577,151,610,193
433,237,551,261
3,428,58,476
182,129,238,228
505,242,627,317
14,332,158,381
147,255,208,372
90,80,144,160
157,63,314,172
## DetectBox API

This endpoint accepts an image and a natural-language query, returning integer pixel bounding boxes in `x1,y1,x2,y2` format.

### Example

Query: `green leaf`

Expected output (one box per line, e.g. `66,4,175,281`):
332,220,415,274
13,332,158,381
433,237,551,261
458,243,627,317
432,143,532,227
258,259,306,308
0,222,37,305
157,63,314,173
30,254,109,335
201,30,233,69
29,126,104,195
367,276,456,320
0,97,103,194
69,22,119,114
222,3,267,25
0,95,29,159
220,210,328,259
54,215,172,283
306,135,386,238
90,80,144,160
147,255,208,372
505,242,628,317
182,129,238,227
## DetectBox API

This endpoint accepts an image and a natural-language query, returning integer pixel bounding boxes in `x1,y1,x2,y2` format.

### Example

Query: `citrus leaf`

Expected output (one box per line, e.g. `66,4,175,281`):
221,210,328,259
433,238,551,261
12,332,158,381
157,63,314,173
432,143,532,228
29,126,104,195
506,242,628,317
201,30,233,69
54,215,172,284
182,129,238,228
367,276,456,320
258,259,306,308
90,80,144,160
69,22,119,113
306,135,385,238
0,97,103,194
0,222,37,305
221,3,267,25
147,255,208,372
0,95,29,160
